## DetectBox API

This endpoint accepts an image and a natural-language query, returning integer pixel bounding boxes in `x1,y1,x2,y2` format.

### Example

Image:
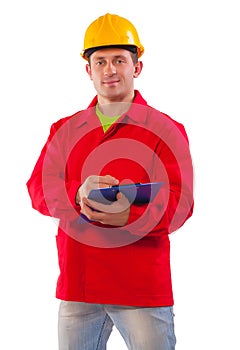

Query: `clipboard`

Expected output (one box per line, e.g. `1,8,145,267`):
87,181,163,205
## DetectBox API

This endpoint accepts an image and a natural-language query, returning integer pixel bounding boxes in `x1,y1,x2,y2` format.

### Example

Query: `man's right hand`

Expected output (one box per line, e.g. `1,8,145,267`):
76,175,119,207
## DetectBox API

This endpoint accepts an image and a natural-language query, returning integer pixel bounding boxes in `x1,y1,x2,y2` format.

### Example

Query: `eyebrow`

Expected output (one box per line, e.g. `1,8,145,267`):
93,55,127,61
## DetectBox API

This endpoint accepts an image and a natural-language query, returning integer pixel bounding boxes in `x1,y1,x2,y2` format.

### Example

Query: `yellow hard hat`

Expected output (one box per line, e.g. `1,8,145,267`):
81,13,144,60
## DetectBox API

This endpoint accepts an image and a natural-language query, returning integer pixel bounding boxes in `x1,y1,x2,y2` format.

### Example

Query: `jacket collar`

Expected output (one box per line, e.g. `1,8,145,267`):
76,90,149,127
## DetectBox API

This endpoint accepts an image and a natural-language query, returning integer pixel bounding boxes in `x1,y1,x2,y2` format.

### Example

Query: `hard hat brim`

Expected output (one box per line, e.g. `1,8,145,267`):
83,44,139,60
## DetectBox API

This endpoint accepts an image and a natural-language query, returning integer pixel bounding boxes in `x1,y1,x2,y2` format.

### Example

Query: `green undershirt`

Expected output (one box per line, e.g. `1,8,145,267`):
96,104,121,132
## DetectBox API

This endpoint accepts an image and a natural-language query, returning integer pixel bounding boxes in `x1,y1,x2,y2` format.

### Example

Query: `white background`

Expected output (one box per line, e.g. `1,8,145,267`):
1,0,239,349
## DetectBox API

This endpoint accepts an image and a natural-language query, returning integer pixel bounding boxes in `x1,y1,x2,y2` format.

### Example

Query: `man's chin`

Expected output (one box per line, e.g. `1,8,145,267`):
102,90,123,101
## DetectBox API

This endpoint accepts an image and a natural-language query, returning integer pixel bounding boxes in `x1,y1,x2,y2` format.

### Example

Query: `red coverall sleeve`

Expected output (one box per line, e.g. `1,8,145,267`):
26,121,81,220
126,123,194,237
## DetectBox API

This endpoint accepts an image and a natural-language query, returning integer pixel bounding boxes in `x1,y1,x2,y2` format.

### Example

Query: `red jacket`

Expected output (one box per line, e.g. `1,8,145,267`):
27,91,193,306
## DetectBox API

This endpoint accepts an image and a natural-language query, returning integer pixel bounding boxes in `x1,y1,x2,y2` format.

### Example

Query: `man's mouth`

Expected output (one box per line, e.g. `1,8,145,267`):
102,80,120,85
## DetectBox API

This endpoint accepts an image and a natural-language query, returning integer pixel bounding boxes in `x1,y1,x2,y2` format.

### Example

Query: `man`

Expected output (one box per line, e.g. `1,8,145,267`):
27,13,194,350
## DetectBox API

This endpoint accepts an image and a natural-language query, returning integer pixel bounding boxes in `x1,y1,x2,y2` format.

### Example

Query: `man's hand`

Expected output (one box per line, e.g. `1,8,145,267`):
81,192,130,226
76,175,119,207
76,175,130,226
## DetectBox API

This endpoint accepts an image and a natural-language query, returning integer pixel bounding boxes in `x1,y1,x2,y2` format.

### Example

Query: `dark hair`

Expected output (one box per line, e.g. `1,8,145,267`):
130,52,138,65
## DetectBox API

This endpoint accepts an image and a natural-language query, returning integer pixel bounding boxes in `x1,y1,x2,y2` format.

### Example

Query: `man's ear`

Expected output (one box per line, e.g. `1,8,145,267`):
133,61,143,78
86,64,92,80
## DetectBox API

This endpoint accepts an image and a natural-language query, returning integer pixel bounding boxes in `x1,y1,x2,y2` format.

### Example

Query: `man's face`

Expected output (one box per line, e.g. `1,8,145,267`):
86,48,142,102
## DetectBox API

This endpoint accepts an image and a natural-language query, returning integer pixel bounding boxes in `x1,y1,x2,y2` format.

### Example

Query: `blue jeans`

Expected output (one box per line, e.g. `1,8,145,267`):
58,301,176,350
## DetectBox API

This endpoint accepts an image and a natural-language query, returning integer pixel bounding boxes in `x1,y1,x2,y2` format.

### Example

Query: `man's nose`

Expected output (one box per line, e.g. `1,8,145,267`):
104,62,117,76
